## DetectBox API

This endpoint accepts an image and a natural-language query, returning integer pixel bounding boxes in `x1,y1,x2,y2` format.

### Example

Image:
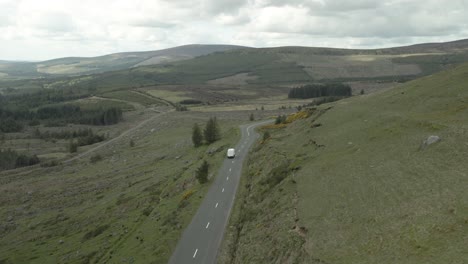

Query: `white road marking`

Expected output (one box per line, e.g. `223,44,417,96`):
215,203,218,208
232,160,235,164
226,176,229,180
193,249,198,258
206,222,210,229
229,168,232,172
222,188,225,192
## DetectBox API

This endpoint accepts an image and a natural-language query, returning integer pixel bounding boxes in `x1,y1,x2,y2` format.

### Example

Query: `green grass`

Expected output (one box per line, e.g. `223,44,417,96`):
0,111,243,263
219,63,468,263
144,89,193,103
100,90,163,106
74,97,135,111
392,51,468,76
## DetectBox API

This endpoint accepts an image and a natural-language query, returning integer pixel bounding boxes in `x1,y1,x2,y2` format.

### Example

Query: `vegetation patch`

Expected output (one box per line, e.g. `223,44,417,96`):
288,83,352,99
82,224,110,242
0,149,40,171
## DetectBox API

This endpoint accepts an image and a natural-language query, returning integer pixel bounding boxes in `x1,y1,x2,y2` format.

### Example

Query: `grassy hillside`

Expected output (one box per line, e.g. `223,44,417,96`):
0,111,248,263
0,45,244,80
220,63,468,263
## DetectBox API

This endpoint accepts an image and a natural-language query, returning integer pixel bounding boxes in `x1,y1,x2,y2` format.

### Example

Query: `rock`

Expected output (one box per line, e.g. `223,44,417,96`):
58,239,64,244
421,135,441,149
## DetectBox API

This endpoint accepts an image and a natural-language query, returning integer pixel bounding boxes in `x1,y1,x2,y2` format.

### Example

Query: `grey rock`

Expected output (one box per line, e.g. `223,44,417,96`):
421,135,441,149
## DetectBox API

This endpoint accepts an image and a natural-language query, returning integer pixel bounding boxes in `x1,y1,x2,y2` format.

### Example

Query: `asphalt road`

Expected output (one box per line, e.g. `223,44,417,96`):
168,119,272,264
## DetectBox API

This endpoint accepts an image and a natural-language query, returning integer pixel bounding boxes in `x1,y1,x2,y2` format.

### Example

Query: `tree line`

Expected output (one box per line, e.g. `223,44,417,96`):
36,105,123,125
0,149,40,171
288,83,352,99
0,105,123,133
33,127,98,140
33,127,106,147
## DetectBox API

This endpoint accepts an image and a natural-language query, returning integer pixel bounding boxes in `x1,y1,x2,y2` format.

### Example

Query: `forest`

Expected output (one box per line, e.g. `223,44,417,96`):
0,105,123,132
288,83,352,99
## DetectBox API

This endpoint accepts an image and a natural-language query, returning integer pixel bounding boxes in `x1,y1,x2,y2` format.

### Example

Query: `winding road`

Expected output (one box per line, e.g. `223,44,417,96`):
168,119,272,264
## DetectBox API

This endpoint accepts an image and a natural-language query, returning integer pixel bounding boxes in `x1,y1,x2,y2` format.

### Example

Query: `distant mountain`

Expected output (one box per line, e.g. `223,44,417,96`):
2,39,468,83
0,44,246,80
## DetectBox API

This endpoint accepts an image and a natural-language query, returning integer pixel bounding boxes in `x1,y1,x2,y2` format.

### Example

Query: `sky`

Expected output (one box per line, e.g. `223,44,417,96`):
1,0,467,61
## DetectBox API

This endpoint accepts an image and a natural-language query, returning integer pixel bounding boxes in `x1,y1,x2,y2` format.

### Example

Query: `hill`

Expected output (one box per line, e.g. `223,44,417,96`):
219,63,468,263
41,38,468,91
0,44,245,80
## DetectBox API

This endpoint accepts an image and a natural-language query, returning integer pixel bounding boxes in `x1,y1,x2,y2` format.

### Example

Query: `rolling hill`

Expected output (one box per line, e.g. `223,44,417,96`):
63,38,468,87
219,62,468,263
0,44,245,80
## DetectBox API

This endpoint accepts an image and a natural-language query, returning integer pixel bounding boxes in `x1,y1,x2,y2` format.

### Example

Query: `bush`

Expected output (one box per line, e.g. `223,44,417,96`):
179,99,202,105
175,104,188,111
192,123,203,147
69,140,78,153
28,119,41,126
82,224,110,241
263,131,271,141
0,118,23,133
90,154,102,163
40,160,60,167
260,162,290,188
275,115,287,124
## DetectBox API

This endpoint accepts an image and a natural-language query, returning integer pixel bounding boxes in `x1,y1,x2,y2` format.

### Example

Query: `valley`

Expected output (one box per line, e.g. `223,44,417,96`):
1,39,467,263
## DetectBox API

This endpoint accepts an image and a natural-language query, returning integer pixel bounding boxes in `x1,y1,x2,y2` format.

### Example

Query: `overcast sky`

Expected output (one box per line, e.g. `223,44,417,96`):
1,0,467,61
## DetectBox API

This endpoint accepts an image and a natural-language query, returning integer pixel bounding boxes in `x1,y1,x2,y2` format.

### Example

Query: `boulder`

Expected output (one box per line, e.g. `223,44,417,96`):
421,135,441,149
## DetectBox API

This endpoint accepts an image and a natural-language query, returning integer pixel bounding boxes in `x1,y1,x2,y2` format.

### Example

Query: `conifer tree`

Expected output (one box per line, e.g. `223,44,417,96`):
196,160,209,184
204,117,220,144
192,123,203,147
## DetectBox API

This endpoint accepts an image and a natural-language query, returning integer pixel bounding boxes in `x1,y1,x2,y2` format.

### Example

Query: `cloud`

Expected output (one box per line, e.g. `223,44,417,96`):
130,18,176,29
0,0,467,60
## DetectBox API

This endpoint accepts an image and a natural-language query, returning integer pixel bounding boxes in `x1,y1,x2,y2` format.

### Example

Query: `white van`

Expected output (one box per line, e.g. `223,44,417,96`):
227,148,235,158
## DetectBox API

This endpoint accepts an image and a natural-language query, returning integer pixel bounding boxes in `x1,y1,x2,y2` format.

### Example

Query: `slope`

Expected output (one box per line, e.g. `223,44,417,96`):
52,38,468,91
220,63,468,263
0,45,245,80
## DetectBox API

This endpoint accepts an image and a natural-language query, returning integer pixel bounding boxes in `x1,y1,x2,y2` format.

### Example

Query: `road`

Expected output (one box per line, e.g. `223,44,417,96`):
168,119,272,264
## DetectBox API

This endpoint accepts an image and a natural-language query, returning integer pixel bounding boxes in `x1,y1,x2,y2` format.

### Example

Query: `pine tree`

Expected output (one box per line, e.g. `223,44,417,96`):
204,117,220,144
195,160,209,184
249,113,254,121
69,139,78,153
192,123,203,147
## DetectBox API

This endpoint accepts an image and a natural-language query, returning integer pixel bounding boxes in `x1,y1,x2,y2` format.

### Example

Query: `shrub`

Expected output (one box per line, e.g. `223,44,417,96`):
69,140,78,153
179,99,202,105
260,162,290,188
82,224,110,241
90,154,102,163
